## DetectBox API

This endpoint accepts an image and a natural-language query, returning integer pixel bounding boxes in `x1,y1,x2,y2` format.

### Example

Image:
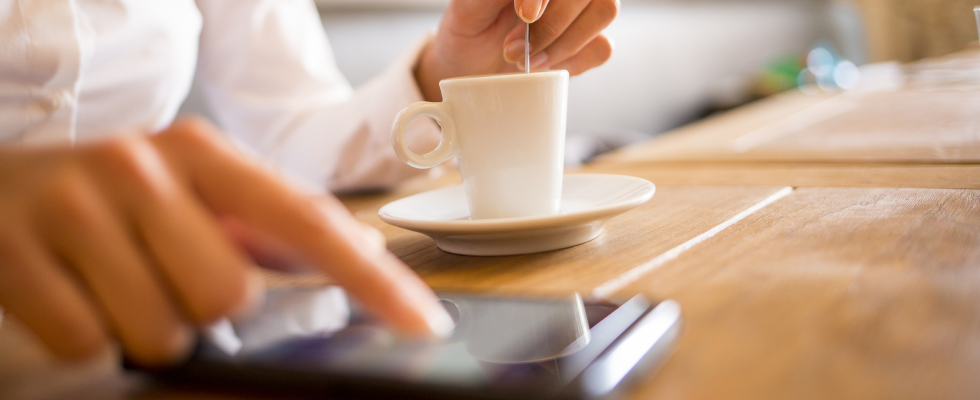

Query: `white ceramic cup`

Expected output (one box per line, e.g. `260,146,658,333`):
391,70,569,220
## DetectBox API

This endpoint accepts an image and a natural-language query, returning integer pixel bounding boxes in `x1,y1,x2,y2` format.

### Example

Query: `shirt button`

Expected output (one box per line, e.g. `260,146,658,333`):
40,90,72,113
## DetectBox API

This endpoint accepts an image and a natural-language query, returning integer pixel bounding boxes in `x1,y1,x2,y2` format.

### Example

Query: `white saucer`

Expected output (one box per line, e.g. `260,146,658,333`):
378,174,655,256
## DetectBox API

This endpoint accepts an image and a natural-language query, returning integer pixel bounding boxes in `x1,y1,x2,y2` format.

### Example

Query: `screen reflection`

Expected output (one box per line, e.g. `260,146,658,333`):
194,289,672,396
448,292,590,363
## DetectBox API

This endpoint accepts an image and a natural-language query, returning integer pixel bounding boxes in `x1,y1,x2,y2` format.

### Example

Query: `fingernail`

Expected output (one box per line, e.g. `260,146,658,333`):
518,0,544,23
362,224,387,254
231,270,266,319
168,324,196,362
504,39,525,63
425,303,456,339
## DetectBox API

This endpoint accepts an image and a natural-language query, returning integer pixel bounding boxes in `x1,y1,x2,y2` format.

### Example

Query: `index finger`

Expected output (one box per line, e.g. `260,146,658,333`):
151,118,454,338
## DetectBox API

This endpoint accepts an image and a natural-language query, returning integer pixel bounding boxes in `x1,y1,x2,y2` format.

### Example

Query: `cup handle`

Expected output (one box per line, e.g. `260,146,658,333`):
391,102,458,169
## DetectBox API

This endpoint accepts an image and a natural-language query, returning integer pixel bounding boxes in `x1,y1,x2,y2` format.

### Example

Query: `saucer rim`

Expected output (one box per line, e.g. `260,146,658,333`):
378,174,655,234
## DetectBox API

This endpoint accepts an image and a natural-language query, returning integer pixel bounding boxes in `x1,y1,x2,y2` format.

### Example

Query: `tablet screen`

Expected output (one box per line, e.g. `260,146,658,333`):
193,290,650,392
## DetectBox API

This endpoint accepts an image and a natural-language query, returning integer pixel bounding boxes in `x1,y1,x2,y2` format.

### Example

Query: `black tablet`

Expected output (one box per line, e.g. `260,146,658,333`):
137,290,681,400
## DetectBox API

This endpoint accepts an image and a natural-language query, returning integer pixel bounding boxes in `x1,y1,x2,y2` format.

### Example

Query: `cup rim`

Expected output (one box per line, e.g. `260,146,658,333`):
439,70,568,86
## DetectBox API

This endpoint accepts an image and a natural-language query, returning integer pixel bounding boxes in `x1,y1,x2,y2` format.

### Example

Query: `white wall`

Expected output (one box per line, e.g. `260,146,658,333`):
319,10,441,88
183,1,828,139
574,1,826,136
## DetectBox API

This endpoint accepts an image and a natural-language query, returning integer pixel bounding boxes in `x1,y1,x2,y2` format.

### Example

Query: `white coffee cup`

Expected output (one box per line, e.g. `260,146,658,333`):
391,70,569,220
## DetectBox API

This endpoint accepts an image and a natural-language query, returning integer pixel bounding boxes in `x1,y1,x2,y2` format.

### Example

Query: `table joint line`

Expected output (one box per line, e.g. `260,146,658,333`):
590,186,795,299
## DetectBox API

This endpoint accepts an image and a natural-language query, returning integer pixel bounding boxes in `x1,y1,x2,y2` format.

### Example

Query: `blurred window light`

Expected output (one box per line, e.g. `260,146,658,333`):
797,44,861,94
833,60,860,90
797,68,820,95
807,47,835,76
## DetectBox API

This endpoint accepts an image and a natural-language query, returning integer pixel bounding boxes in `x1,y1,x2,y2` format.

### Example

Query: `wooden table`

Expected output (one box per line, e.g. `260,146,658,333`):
2,48,979,400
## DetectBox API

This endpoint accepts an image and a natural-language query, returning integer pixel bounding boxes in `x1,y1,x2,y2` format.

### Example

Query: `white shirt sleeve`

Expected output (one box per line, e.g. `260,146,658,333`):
193,0,442,193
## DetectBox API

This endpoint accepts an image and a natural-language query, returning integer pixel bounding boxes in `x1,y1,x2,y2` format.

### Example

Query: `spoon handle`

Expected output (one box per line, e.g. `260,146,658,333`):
525,22,530,74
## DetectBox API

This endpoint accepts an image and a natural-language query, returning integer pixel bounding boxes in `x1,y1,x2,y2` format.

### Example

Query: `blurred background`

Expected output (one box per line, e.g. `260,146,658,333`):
180,0,980,165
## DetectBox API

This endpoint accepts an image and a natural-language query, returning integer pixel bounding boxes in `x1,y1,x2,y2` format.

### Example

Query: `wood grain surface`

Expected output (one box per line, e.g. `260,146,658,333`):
614,187,980,400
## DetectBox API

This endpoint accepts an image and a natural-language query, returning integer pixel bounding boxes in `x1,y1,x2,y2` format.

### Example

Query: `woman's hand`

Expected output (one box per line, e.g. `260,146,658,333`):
416,0,619,101
0,117,452,366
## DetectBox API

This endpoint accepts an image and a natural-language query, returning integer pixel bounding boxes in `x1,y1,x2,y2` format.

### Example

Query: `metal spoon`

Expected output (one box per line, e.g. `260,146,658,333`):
525,22,530,73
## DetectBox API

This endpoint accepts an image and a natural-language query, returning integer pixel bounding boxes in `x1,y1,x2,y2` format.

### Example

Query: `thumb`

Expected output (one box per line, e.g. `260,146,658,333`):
515,0,549,23
442,0,513,34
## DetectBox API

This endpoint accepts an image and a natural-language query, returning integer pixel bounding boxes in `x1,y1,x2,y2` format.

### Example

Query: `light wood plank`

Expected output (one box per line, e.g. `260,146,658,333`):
744,88,980,162
596,90,833,163
601,50,980,165
581,162,980,189
612,187,980,400
604,87,980,164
